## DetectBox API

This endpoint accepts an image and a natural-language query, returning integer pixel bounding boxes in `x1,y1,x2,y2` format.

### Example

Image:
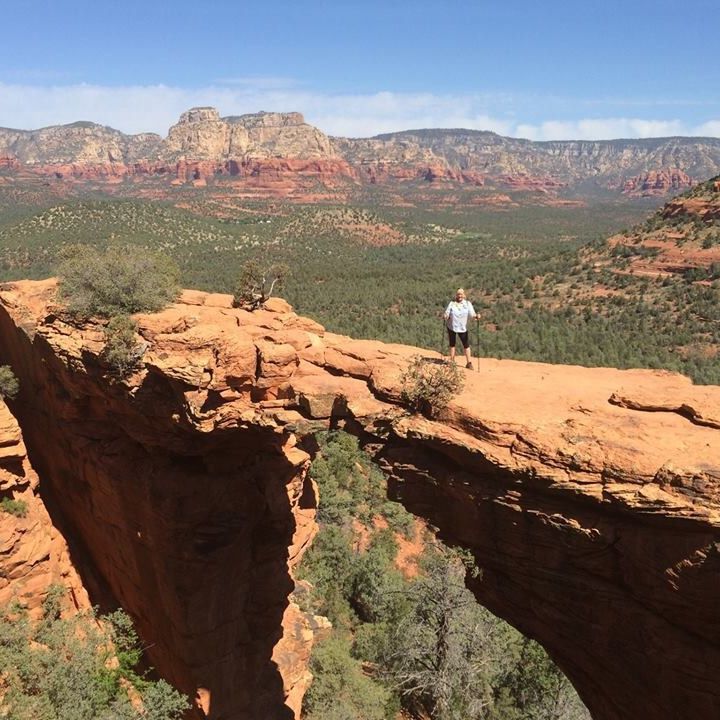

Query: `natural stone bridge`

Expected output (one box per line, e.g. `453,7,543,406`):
1,280,719,720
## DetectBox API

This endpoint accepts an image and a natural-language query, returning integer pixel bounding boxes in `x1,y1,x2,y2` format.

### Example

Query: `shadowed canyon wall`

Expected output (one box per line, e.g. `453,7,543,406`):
0,279,719,720
0,399,89,618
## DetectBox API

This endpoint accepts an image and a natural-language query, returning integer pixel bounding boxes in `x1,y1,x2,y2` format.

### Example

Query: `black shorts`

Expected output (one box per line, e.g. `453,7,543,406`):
447,329,469,349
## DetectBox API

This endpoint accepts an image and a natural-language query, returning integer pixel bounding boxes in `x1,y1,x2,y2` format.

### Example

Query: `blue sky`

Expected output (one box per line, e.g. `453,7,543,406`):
1,0,718,139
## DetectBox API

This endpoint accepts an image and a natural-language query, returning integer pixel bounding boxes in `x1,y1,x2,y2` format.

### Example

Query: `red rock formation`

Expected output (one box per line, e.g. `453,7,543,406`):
0,282,324,719
354,161,485,186
421,165,485,184
497,173,566,192
468,193,515,206
662,195,720,222
19,157,360,199
28,161,132,180
233,158,356,187
0,156,20,171
601,175,720,277
0,399,88,617
621,168,695,196
0,280,719,720
19,156,488,195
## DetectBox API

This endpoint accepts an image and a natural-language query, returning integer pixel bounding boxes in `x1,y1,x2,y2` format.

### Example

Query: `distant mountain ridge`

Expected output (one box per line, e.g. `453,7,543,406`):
2,106,720,198
355,128,720,187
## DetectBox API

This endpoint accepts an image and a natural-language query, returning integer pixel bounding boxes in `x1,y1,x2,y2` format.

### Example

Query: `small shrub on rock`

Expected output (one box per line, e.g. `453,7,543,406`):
400,355,464,418
0,497,28,517
233,259,289,310
0,365,19,400
58,244,180,319
102,315,144,375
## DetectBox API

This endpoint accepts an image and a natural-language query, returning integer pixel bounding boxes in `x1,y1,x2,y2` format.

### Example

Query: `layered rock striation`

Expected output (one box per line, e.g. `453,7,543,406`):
2,108,720,196
0,279,719,720
0,110,351,194
345,128,720,191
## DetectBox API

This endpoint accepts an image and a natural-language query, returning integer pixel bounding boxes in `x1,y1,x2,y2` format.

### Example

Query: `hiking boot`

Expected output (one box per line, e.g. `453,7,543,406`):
466,362,473,369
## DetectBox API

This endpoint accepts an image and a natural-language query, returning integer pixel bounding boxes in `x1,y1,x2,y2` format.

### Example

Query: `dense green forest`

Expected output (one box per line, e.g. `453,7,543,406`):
298,432,590,720
0,587,188,719
0,196,717,383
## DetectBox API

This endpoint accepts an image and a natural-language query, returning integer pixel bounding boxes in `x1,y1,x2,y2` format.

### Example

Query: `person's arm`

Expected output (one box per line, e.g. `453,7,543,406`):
468,301,477,319
444,302,452,320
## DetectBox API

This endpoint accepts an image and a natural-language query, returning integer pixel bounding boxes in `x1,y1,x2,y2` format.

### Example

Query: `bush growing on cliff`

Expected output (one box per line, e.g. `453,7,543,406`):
233,259,289,309
0,496,28,517
102,314,146,375
58,244,180,318
400,356,464,418
0,365,19,400
0,586,189,720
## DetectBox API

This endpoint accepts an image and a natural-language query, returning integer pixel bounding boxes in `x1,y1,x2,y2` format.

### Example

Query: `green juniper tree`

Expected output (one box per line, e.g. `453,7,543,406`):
0,587,189,720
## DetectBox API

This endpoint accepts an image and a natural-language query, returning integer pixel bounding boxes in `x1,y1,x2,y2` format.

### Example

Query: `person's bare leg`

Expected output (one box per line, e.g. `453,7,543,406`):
464,346,472,368
449,344,456,363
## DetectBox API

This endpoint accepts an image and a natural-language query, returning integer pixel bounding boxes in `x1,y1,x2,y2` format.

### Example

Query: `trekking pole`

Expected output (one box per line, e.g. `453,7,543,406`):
476,315,480,372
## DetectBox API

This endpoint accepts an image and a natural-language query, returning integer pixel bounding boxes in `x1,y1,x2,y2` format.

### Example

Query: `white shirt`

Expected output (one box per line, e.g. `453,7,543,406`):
445,299,476,332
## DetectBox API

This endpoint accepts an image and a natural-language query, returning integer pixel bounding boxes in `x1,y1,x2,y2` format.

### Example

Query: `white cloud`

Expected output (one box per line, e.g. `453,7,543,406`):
695,120,720,137
515,118,688,141
0,82,517,138
0,82,717,141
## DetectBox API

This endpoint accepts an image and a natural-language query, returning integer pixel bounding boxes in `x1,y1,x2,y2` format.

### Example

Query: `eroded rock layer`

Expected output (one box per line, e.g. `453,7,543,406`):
0,279,719,720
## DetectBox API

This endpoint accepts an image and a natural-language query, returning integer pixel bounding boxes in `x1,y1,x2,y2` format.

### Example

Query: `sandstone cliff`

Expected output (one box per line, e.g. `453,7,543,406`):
0,279,718,720
164,108,335,162
351,128,720,189
0,121,161,165
2,108,720,196
620,168,695,197
0,281,325,719
0,398,88,617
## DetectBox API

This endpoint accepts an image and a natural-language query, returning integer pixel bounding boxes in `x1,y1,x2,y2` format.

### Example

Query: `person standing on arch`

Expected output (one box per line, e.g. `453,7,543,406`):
444,287,477,368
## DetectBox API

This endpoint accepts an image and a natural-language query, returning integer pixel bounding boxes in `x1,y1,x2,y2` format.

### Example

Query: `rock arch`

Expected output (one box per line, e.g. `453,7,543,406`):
1,280,719,720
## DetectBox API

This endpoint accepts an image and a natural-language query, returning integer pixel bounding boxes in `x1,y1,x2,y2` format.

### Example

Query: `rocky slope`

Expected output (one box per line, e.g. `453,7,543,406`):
0,279,718,720
1,108,720,198
603,174,720,276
